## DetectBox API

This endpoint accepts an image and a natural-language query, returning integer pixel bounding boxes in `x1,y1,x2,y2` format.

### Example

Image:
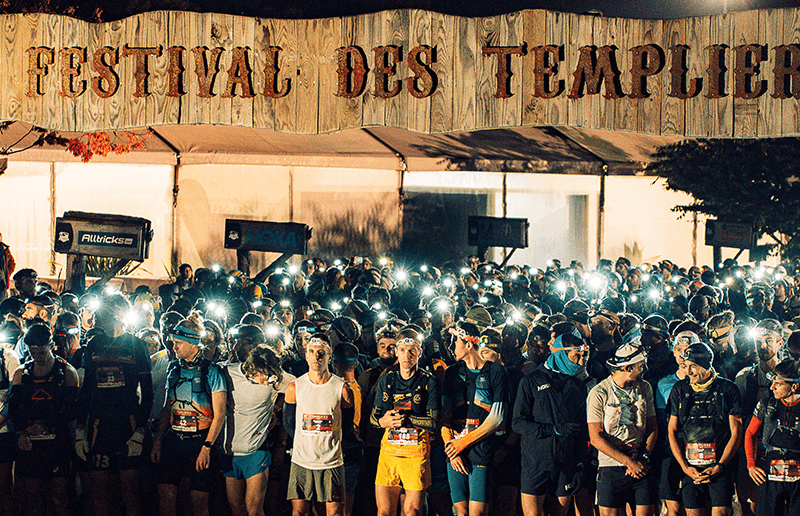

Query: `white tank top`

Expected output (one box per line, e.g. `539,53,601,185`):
292,373,346,470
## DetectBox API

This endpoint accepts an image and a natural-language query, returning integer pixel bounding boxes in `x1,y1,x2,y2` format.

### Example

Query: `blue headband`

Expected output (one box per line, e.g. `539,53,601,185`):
172,324,202,345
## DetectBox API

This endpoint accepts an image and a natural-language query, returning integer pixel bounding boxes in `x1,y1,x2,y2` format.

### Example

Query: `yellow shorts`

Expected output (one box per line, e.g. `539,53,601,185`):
375,450,431,492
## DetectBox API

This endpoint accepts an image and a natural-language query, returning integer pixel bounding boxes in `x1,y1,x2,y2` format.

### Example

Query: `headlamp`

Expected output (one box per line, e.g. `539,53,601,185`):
422,287,434,297
443,278,454,288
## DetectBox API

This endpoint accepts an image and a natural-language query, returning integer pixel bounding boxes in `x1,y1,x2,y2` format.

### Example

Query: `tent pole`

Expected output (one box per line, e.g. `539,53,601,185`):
151,128,181,277
361,129,408,251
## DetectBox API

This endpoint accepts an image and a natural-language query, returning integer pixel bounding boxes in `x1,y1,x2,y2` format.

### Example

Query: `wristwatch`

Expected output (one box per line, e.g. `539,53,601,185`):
202,441,213,449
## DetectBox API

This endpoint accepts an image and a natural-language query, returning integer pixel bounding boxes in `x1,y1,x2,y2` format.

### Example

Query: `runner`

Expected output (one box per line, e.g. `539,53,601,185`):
370,333,440,516
283,333,355,516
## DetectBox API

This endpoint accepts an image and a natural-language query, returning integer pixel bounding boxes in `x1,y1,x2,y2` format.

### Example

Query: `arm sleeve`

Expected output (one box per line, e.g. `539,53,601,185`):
744,415,763,469
369,373,388,429
456,401,506,449
283,401,296,440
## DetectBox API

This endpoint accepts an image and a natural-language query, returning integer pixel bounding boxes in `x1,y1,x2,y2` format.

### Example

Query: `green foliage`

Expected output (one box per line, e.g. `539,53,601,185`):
85,256,142,278
650,138,800,259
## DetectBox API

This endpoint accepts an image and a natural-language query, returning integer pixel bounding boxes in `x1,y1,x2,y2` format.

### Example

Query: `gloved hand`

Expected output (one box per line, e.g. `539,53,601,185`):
74,427,90,461
126,427,146,457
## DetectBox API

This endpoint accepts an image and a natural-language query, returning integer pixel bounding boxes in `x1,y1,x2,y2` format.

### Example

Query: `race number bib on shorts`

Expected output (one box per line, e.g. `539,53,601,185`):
454,418,480,439
769,460,800,482
388,427,419,445
96,366,125,388
171,409,199,432
302,414,333,435
686,443,716,466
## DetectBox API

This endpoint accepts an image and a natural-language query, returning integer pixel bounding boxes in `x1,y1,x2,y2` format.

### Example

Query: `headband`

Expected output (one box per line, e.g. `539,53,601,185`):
551,328,588,353
172,324,203,345
449,326,480,345
709,324,732,340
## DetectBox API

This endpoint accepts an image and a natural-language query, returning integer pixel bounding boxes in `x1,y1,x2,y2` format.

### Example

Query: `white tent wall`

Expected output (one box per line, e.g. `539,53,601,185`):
0,162,52,274
175,164,400,273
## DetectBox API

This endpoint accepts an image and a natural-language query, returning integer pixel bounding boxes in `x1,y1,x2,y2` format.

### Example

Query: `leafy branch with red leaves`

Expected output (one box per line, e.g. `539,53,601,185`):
0,122,150,161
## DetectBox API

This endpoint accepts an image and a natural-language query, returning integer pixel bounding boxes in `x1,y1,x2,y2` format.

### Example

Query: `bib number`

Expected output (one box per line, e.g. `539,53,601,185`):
769,460,800,482
388,427,419,445
302,414,333,435
686,443,716,467
96,366,125,388
454,418,480,439
171,409,199,432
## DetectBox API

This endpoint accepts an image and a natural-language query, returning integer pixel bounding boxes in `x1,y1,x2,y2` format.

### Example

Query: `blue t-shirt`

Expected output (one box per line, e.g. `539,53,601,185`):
166,360,226,433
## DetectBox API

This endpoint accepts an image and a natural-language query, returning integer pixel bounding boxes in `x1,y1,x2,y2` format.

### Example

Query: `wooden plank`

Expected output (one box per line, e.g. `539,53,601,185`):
634,19,663,134
187,13,207,125
452,16,477,131
272,19,298,133
295,18,321,134
783,7,800,135
568,13,596,128
359,11,385,128
209,14,234,126
124,14,147,129
711,12,734,137
228,15,254,127
104,18,126,130
684,15,710,137
476,14,500,129
758,9,782,136
598,16,618,131
251,17,276,131
338,15,363,132
661,18,686,136
544,11,571,126
146,11,169,127
84,20,105,131
613,17,635,131
406,9,431,133
497,11,524,128
167,11,190,126
429,12,454,133
17,14,42,127
58,16,82,132
316,17,341,133
382,9,409,129
731,11,758,137
521,9,546,127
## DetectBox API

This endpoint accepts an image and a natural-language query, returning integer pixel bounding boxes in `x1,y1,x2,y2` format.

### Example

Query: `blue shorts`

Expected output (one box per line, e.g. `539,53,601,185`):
221,450,272,480
446,461,491,504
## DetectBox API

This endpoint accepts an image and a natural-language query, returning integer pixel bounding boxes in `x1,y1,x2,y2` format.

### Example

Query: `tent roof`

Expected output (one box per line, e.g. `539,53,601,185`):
0,121,684,173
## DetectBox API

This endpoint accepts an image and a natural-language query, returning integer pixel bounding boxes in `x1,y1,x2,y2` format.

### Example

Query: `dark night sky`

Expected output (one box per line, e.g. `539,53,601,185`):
3,0,800,22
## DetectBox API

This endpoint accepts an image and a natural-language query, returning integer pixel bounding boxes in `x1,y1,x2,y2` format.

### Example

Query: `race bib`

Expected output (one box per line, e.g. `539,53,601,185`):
171,409,199,432
388,427,419,445
454,418,480,439
769,460,800,482
96,366,125,388
686,442,716,467
26,421,55,441
302,414,333,435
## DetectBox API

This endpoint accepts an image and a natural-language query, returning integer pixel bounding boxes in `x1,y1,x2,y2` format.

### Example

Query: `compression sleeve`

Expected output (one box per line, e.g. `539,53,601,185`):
745,416,763,469
283,401,296,440
456,401,506,449
409,410,438,432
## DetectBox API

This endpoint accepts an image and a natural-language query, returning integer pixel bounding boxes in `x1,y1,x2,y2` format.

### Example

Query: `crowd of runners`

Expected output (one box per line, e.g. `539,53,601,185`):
1,247,800,516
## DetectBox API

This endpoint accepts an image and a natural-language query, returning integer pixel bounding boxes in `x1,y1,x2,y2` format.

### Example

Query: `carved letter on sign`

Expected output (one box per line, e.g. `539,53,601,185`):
91,46,119,98
668,45,701,99
122,44,163,97
569,46,624,99
263,46,290,98
482,44,527,98
406,45,437,98
772,45,800,100
60,47,86,98
533,45,563,99
167,46,186,98
26,47,54,97
335,46,368,98
192,47,224,98
628,44,664,99
705,45,727,99
221,47,255,98
733,44,767,99
373,46,402,98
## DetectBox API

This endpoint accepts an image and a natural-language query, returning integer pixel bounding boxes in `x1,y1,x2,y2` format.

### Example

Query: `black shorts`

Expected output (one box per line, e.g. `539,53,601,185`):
157,431,216,492
0,433,15,464
596,466,656,509
659,456,683,501
756,479,800,516
680,467,734,509
16,447,71,479
522,467,583,497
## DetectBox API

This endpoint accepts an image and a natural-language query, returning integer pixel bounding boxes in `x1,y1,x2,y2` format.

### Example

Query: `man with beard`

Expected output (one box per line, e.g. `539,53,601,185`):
706,311,744,380
668,343,742,516
735,319,786,516
587,341,657,516
588,310,623,380
16,295,57,360
12,268,37,300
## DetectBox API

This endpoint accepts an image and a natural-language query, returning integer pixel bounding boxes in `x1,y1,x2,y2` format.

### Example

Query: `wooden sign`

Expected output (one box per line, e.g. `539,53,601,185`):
1,9,800,137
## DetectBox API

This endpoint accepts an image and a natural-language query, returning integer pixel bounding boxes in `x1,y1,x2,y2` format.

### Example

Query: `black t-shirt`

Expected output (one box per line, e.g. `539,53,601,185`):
442,360,510,466
668,376,742,467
